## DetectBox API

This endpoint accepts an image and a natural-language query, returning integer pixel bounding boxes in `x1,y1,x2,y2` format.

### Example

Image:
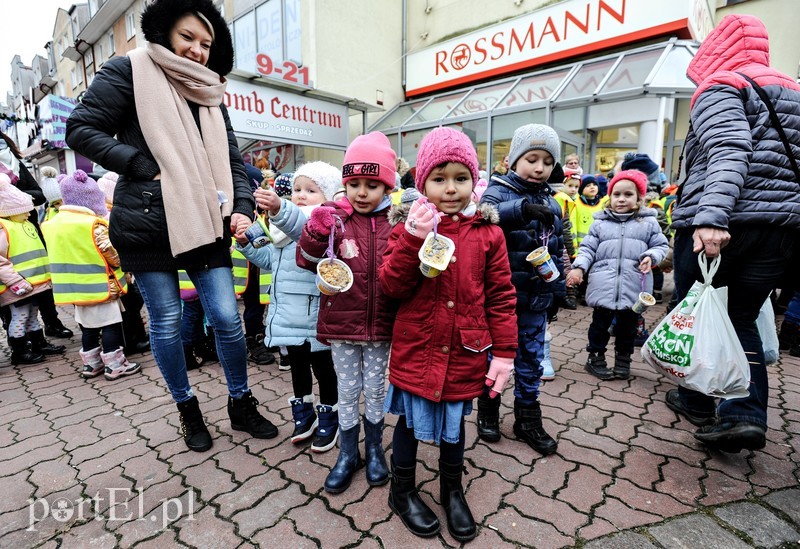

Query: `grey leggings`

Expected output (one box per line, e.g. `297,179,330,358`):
330,340,390,430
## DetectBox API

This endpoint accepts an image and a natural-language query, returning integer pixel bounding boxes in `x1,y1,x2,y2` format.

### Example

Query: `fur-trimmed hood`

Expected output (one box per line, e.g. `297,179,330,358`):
387,202,499,226
140,0,234,77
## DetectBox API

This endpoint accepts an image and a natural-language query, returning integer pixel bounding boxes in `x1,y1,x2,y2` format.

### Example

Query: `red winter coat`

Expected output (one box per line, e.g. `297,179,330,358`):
297,198,396,345
379,203,518,403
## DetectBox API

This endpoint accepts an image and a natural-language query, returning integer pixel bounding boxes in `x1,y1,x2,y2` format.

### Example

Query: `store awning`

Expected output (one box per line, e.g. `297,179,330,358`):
370,39,697,133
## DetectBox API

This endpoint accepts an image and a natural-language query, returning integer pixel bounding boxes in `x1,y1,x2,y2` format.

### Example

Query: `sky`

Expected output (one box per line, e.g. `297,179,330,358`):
1,0,77,101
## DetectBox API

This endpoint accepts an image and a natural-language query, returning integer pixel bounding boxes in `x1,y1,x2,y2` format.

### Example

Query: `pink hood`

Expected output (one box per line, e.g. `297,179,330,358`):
687,15,770,104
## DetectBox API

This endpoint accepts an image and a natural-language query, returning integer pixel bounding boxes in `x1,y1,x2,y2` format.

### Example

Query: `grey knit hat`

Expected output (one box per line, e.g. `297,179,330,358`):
508,124,561,170
400,187,421,204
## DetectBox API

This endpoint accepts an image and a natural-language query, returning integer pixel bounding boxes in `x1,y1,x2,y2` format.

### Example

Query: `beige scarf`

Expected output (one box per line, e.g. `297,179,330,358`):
129,43,234,257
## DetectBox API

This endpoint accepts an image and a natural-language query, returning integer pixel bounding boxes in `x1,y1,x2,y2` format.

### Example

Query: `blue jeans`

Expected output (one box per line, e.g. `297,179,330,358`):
514,310,547,404
672,227,794,428
135,268,250,403
181,299,206,346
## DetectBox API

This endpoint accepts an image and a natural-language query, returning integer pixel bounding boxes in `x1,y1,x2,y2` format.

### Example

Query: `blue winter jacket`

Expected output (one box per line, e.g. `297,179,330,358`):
238,201,328,351
480,171,566,312
572,208,669,311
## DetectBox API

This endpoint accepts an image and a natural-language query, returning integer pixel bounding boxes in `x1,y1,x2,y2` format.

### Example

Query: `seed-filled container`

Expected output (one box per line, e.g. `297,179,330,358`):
418,233,456,278
316,258,354,295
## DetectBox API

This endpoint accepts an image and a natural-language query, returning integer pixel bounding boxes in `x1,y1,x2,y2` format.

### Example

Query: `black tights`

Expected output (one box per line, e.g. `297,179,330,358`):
391,415,465,467
81,323,124,354
287,342,338,405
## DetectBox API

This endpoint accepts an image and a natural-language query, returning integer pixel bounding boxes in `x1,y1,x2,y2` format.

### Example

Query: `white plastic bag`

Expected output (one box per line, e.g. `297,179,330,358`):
641,253,750,399
757,296,779,365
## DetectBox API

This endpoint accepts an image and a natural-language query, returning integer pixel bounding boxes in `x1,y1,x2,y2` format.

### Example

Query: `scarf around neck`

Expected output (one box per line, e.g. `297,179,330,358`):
129,43,234,257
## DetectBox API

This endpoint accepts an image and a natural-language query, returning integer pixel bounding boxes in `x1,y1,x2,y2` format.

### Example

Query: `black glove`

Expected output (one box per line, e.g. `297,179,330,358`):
523,202,555,228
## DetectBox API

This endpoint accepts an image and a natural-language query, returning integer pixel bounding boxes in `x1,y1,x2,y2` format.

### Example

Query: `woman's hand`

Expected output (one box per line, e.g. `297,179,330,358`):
639,256,652,274
566,268,583,287
230,213,251,241
255,188,282,215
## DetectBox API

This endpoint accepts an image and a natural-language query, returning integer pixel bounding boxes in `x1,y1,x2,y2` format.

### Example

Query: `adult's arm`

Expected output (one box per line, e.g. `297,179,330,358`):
221,104,255,218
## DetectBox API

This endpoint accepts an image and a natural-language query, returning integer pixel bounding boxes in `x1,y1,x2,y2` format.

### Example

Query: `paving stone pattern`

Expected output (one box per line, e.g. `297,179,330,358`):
0,287,798,548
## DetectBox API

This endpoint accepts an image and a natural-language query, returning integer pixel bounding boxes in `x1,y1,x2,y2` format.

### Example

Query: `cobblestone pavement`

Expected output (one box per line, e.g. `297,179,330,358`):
0,286,798,548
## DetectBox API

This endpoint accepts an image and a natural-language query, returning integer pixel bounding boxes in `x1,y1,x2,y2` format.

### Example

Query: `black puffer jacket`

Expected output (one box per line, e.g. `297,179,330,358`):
672,15,800,231
65,0,253,272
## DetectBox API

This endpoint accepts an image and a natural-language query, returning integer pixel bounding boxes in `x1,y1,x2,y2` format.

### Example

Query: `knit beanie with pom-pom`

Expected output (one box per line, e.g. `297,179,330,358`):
61,169,108,217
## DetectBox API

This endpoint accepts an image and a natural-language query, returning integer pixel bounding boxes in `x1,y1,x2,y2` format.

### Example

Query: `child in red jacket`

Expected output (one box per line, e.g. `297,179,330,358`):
379,128,518,542
297,132,397,495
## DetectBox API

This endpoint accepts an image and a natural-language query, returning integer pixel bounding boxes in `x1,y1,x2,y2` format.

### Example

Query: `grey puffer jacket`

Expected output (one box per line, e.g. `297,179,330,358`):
572,208,669,311
672,14,800,231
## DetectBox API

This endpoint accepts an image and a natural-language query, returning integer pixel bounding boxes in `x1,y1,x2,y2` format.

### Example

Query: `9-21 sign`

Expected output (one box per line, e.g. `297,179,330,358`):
256,53,312,88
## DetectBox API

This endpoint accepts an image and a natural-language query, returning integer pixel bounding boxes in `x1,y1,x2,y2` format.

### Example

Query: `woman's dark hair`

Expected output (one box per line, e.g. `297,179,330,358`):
140,0,234,76
0,130,23,159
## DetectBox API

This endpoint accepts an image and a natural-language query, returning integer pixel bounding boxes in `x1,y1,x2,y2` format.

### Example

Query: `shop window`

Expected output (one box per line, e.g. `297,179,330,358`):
552,107,586,139
594,147,634,175
406,91,468,125
235,13,257,72
557,58,617,101
500,69,570,109
447,81,514,118
674,99,691,140
491,109,545,170
596,126,639,145
400,129,429,169
284,0,301,63
374,99,429,131
601,49,662,95
256,1,282,63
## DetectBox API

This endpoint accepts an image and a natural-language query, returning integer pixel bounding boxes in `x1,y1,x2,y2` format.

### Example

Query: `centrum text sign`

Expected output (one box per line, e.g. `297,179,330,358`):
223,78,349,148
405,0,713,96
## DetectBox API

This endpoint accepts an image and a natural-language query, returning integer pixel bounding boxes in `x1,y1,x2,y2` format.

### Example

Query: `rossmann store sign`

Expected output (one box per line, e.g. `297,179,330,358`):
405,0,713,97
223,78,350,149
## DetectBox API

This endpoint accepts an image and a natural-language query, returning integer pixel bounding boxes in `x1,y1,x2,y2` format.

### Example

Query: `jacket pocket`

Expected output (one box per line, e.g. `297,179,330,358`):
109,179,168,251
460,327,493,353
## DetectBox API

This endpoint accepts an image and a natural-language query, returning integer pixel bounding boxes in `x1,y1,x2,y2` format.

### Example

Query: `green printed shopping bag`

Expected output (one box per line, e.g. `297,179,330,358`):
641,253,750,399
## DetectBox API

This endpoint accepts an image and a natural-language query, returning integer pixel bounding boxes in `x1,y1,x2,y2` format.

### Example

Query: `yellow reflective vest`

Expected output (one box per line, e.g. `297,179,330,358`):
553,191,578,250
40,210,126,305
178,239,270,303
573,199,604,248
0,218,50,295
231,243,249,296
259,268,271,305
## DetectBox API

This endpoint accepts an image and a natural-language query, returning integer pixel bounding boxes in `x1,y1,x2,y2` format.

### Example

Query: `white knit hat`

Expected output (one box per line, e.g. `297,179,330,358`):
508,124,561,170
0,173,34,217
96,171,119,204
39,166,62,204
293,161,342,201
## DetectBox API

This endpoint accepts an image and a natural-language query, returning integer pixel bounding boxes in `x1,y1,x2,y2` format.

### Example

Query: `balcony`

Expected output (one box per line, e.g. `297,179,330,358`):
77,0,132,44
63,39,92,62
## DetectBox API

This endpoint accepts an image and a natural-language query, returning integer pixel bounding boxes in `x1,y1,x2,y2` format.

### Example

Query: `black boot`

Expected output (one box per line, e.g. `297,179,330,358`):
324,424,364,494
8,336,45,365
439,460,476,542
562,285,578,310
44,320,73,339
246,335,276,365
28,330,66,355
176,396,212,452
612,352,632,380
585,351,613,380
364,418,389,486
388,457,440,537
228,391,278,439
476,393,501,443
194,328,219,363
513,400,558,455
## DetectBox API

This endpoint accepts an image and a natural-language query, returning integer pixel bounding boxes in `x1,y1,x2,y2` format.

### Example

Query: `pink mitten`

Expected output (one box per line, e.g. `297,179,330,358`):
307,206,336,236
404,198,439,238
485,356,514,398
9,279,33,296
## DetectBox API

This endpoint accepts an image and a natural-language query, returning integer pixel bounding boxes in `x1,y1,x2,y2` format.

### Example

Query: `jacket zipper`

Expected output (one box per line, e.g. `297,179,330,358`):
267,248,280,341
307,295,312,316
614,219,625,306
367,217,376,341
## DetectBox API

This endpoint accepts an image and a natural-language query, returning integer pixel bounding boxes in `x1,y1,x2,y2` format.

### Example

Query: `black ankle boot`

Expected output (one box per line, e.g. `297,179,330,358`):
439,460,476,542
585,351,613,380
780,320,800,351
228,392,278,439
513,399,558,455
388,458,440,537
28,330,66,355
176,396,212,452
477,393,501,443
324,424,363,493
613,353,632,380
363,419,389,486
44,322,73,338
183,345,202,371
8,336,45,365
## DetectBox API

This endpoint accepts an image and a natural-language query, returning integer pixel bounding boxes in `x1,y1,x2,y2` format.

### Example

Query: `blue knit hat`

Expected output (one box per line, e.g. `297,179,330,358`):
274,173,293,197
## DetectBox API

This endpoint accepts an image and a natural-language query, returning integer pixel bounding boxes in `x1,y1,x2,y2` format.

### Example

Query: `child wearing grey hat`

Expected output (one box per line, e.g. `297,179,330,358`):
479,123,566,457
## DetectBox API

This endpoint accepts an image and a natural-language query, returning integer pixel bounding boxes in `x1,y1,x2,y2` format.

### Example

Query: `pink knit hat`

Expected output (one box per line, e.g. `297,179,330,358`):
0,173,34,217
96,171,119,204
342,132,397,190
608,169,648,197
61,170,108,217
414,128,480,193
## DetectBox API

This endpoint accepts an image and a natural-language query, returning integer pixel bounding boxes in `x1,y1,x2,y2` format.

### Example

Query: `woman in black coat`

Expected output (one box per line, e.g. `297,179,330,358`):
66,0,277,452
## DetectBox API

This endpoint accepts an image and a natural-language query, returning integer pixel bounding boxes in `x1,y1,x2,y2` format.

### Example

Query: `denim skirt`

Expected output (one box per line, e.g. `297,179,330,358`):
384,383,472,444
